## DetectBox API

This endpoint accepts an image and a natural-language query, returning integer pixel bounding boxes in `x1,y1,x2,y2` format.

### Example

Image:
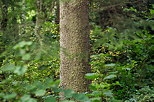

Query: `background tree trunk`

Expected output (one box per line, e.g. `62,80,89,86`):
0,0,8,80
55,0,60,25
0,0,8,51
35,0,44,46
60,0,91,92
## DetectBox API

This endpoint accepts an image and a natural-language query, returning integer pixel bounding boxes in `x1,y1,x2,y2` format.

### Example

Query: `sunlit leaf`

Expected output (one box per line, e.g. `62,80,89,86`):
85,73,99,79
105,64,116,67
22,54,31,60
14,65,28,75
13,41,32,49
34,90,46,96
104,75,117,80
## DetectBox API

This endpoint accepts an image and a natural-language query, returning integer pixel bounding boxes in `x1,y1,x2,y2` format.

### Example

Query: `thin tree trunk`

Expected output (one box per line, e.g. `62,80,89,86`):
0,0,8,80
11,7,19,43
60,0,91,92
35,0,44,46
0,1,8,31
0,0,8,64
55,0,60,25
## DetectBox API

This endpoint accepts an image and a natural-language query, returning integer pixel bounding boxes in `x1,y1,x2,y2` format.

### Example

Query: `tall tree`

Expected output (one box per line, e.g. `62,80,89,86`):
60,0,91,92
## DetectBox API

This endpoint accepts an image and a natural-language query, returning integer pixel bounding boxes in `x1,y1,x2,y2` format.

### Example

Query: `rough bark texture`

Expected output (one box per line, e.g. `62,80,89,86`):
60,0,91,92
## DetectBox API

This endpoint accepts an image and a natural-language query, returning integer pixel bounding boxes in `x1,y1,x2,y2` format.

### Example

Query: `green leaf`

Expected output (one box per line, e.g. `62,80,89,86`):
104,75,117,80
14,41,32,49
22,54,31,60
150,9,154,14
1,63,16,72
25,85,36,91
21,95,37,102
125,68,131,71
73,93,89,101
105,64,116,67
85,73,99,79
152,4,154,8
14,65,27,75
0,93,5,98
89,85,97,91
90,97,102,102
63,89,74,98
91,91,102,97
103,90,113,97
61,100,75,102
3,93,17,100
34,90,46,96
44,96,56,102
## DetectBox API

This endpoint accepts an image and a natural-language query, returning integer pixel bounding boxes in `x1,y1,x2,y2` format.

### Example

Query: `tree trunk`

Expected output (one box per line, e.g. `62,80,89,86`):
0,0,8,64
35,0,44,46
11,7,19,43
0,0,8,80
55,0,60,25
60,0,91,92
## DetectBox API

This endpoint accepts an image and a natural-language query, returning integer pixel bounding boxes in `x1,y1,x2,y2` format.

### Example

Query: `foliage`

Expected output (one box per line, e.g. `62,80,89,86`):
88,1,154,101
0,0,154,102
126,86,154,102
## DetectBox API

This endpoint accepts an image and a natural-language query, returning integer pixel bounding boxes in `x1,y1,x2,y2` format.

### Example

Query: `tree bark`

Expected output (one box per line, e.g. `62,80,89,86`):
60,0,91,92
